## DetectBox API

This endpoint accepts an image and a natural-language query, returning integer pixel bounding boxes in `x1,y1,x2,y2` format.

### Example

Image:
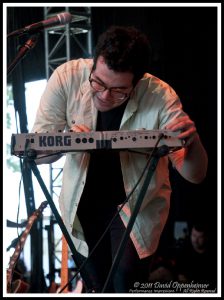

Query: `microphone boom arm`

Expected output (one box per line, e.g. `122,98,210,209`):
7,12,72,38
7,34,39,76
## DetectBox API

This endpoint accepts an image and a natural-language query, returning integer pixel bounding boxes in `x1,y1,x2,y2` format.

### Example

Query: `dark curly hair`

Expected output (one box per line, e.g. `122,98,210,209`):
93,26,152,86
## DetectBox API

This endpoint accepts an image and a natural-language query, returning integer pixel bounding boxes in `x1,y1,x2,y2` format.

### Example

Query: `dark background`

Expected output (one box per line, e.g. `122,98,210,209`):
6,5,218,260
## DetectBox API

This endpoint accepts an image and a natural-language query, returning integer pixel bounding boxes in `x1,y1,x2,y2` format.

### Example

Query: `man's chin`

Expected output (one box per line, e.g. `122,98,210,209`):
93,99,114,112
97,106,113,112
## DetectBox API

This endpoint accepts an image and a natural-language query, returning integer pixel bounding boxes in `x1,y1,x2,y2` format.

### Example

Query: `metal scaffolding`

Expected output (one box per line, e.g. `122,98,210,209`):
43,6,92,287
44,6,92,79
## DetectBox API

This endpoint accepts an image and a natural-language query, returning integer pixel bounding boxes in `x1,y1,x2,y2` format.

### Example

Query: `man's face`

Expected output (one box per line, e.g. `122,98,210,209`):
191,227,207,253
90,56,134,112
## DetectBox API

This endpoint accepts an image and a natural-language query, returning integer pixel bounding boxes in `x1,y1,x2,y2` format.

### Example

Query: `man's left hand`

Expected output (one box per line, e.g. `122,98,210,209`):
165,116,198,147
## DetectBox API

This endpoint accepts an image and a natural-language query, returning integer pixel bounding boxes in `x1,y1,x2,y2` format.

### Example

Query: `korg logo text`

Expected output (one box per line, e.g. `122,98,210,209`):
39,135,71,147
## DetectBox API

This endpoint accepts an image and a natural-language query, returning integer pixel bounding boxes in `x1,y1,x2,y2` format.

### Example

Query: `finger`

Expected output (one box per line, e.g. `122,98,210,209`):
70,125,82,132
76,124,91,132
167,121,195,132
177,126,197,140
165,116,193,131
182,132,198,147
70,124,91,132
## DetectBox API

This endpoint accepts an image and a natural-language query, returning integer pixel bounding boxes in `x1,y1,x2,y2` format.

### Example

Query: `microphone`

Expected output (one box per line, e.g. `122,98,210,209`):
7,12,72,37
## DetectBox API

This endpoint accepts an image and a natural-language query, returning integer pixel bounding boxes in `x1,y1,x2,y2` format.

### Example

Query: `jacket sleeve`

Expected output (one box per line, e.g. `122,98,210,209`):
31,68,67,134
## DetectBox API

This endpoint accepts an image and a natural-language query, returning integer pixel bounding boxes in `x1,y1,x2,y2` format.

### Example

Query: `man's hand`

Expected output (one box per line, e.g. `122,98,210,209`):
165,116,198,147
70,124,91,132
166,115,208,183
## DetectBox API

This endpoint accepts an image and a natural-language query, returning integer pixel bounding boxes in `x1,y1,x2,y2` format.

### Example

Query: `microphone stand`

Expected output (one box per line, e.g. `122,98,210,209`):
101,145,170,292
7,31,94,292
7,34,39,76
24,157,95,293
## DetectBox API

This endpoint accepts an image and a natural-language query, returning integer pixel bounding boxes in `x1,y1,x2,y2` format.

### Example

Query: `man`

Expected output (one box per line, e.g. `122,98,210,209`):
176,223,217,289
32,26,208,293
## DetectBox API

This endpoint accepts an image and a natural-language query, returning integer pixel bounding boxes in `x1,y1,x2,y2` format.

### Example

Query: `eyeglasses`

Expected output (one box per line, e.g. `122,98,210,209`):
89,73,132,101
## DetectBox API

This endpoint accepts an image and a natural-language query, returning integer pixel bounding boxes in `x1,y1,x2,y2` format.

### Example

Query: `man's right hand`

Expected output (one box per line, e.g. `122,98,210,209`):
70,124,91,132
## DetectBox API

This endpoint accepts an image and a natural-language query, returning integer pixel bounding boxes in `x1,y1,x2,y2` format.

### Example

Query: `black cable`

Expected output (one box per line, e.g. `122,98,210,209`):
102,137,168,292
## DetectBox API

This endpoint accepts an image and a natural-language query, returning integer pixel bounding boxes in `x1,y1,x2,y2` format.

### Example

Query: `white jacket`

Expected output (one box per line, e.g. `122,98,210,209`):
32,58,188,259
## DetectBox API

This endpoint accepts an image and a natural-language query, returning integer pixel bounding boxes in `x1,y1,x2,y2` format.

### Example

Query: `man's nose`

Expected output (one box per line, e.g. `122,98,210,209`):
99,89,111,99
